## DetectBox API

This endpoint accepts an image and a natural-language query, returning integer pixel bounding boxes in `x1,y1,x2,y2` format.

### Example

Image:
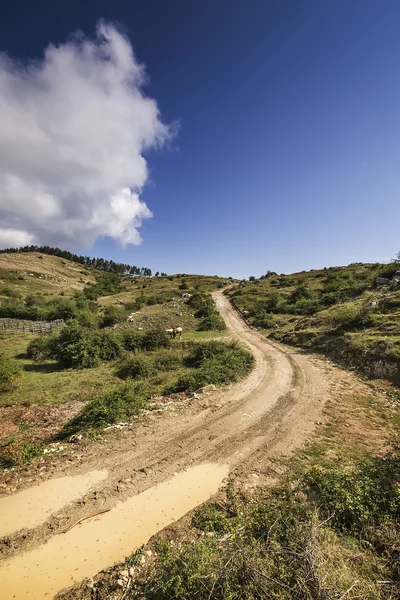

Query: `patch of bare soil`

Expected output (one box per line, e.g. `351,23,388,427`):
2,292,396,599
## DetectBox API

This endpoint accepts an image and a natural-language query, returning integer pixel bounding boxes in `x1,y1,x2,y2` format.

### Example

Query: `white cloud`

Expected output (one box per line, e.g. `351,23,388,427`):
0,228,36,247
0,21,172,249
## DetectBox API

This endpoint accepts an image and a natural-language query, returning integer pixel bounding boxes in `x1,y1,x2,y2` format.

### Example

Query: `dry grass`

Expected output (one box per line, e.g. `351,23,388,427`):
0,252,94,297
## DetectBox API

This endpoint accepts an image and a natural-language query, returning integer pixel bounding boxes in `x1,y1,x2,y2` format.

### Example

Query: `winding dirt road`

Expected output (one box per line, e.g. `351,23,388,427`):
0,292,331,598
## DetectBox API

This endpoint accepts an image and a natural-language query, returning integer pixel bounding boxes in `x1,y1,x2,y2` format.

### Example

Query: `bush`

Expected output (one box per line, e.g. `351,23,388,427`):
142,329,171,351
153,350,184,371
52,321,101,368
252,311,276,329
117,350,184,379
168,342,254,392
0,352,21,391
117,356,155,379
304,451,400,532
197,313,226,331
100,306,126,328
97,332,124,361
59,384,147,437
122,331,144,352
26,334,58,362
330,303,364,328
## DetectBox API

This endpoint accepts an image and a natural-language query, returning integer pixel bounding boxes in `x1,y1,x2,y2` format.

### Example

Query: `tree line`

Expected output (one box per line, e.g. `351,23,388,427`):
0,245,166,277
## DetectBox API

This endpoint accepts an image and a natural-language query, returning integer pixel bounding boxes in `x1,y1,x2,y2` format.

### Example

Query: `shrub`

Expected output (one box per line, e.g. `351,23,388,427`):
97,332,124,361
26,334,58,362
153,350,184,371
53,321,101,368
142,329,171,351
59,384,147,437
304,451,400,532
117,356,155,379
330,303,364,328
122,331,144,352
197,313,226,331
100,306,126,328
168,342,254,392
0,352,21,391
2,287,20,298
252,311,276,329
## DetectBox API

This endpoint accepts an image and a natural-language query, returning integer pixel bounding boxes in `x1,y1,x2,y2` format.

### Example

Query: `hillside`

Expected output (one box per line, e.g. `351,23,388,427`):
0,255,399,600
0,252,235,467
226,262,400,384
0,252,95,297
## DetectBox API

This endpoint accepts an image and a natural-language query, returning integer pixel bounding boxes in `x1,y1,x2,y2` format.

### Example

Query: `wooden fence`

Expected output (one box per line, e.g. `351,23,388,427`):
0,318,64,336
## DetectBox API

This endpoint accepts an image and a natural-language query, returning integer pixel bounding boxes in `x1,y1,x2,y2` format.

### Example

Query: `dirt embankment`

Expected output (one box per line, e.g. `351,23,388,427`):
1,291,341,598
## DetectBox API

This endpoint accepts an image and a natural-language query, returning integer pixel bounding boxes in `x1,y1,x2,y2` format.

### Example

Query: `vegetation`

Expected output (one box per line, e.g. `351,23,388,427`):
133,447,400,599
0,352,21,392
0,244,154,276
59,384,147,438
168,341,254,392
187,291,227,331
226,262,400,382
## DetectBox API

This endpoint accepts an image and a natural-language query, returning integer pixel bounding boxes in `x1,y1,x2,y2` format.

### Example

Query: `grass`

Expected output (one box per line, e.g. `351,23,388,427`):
0,262,236,467
58,341,254,438
91,448,400,600
58,384,147,438
83,385,399,600
226,262,400,383
0,336,121,407
0,252,95,297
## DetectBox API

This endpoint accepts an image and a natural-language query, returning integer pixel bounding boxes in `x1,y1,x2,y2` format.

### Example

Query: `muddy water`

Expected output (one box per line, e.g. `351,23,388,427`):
0,470,108,538
0,463,228,600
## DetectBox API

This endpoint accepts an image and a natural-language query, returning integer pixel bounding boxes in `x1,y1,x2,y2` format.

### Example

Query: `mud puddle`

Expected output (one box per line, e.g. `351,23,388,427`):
0,470,108,538
0,463,228,599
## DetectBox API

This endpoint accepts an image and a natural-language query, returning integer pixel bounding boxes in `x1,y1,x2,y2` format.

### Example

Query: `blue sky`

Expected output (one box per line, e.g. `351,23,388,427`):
0,1,399,278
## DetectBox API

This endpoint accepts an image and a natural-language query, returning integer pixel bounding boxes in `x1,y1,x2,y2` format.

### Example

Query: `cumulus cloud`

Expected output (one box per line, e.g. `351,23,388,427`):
0,21,172,249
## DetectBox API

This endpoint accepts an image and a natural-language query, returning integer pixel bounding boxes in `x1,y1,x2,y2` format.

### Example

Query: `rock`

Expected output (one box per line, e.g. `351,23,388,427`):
119,570,129,579
140,555,146,565
116,579,125,587
129,567,135,577
144,549,153,557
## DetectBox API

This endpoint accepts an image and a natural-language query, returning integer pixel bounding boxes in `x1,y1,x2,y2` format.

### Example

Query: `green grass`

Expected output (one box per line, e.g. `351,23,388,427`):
0,336,121,407
58,384,147,438
95,446,400,600
226,262,400,383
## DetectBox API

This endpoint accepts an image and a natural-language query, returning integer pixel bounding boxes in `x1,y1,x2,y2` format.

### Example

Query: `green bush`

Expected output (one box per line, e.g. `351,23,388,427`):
197,312,226,331
56,322,100,368
26,334,58,362
0,352,21,391
153,350,184,371
59,384,147,437
97,332,124,361
330,303,364,328
142,329,171,351
122,331,144,352
304,451,400,532
116,356,155,379
100,306,126,327
117,350,184,379
168,342,254,392
252,311,276,329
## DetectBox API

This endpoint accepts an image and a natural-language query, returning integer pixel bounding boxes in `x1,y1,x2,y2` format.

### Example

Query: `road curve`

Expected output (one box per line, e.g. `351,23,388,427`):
0,292,328,563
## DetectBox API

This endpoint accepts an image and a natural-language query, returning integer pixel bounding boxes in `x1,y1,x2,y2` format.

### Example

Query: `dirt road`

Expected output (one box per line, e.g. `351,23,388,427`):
0,292,331,598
